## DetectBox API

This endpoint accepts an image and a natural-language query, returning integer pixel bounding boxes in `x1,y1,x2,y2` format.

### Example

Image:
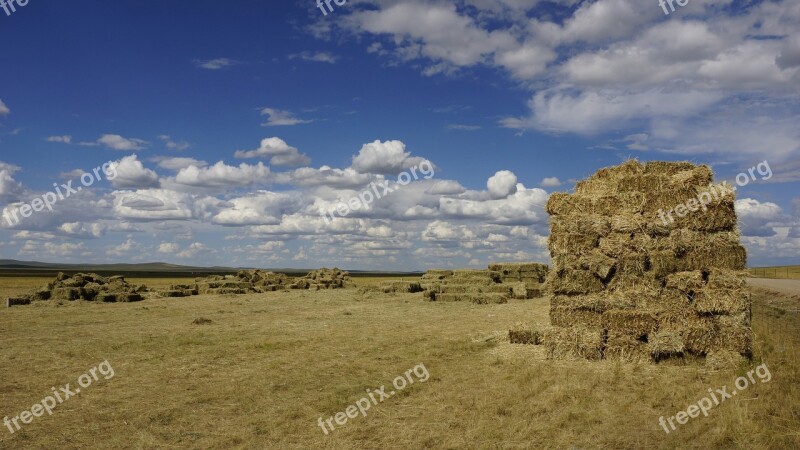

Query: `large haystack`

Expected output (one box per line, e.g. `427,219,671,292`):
7,272,147,306
543,160,750,364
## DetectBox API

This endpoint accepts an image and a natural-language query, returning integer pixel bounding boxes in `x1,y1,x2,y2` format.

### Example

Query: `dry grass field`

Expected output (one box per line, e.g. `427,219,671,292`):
0,277,798,449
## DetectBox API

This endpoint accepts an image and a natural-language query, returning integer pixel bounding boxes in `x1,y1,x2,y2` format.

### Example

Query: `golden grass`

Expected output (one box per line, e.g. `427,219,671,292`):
0,278,798,449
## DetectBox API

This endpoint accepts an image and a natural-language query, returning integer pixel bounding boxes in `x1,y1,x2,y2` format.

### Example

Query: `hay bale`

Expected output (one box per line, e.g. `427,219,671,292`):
52,287,81,301
7,297,31,307
546,270,604,295
509,322,543,345
550,305,602,328
471,293,509,304
694,288,749,315
543,326,603,360
648,329,685,358
602,310,657,337
706,350,748,370
605,332,650,362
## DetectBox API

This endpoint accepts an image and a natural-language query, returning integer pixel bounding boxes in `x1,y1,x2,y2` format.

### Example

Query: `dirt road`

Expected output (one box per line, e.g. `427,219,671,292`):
747,278,800,297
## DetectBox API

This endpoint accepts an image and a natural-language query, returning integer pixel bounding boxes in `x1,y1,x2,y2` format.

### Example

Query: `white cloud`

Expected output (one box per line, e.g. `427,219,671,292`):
351,140,428,175
261,108,312,127
110,155,160,189
59,222,106,239
426,180,466,195
158,135,190,151
0,99,9,116
234,137,311,166
540,177,562,187
153,157,208,171
487,170,517,199
174,161,270,187
97,134,148,151
0,161,23,203
158,242,179,253
193,58,238,70
46,135,72,144
288,51,338,63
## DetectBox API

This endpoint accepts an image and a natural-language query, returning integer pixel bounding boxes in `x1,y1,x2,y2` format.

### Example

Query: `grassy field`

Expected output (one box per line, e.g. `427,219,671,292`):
749,266,800,280
0,278,798,449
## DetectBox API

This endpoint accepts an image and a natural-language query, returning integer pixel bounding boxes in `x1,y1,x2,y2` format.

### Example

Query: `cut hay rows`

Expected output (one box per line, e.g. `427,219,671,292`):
541,160,751,365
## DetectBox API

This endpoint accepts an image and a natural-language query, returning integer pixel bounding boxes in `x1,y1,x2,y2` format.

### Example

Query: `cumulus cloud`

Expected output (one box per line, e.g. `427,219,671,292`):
174,161,270,187
736,198,784,237
46,135,72,144
351,140,428,174
97,134,148,151
234,137,311,166
193,58,239,70
261,108,312,127
158,135,190,151
153,157,208,171
288,51,338,63
158,242,179,253
540,177,562,187
0,99,9,116
110,155,160,189
487,170,518,199
0,161,23,203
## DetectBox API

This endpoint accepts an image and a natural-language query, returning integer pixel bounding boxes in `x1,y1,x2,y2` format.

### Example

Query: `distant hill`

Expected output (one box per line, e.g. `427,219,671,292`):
0,259,423,278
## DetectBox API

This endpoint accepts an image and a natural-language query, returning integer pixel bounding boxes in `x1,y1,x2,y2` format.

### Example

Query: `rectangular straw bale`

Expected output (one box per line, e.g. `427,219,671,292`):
648,328,685,358
683,316,717,354
549,232,600,254
684,243,747,271
551,215,611,238
713,320,752,355
543,326,603,360
547,269,604,295
551,294,609,312
669,165,713,188
665,271,706,293
547,193,592,216
550,305,603,328
605,332,651,362
471,293,509,304
693,288,749,315
644,161,697,176
610,214,647,233
602,310,657,337
707,268,747,289
509,322,543,345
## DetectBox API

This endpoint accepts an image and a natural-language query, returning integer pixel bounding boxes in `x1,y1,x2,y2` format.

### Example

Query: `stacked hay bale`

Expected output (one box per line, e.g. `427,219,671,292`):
488,263,549,298
425,269,509,304
380,280,424,293
419,270,453,291
7,273,147,306
159,270,291,297
543,160,750,364
291,268,355,290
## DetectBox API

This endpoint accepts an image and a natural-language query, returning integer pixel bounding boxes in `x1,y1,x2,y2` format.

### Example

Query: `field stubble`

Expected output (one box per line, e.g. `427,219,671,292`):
0,277,797,449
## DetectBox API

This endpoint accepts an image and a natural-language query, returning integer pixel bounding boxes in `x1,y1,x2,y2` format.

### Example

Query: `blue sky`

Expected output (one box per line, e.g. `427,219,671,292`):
0,0,798,270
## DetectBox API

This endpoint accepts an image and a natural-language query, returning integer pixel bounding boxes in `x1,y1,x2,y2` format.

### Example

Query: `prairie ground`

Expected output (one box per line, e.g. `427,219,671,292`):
0,277,798,449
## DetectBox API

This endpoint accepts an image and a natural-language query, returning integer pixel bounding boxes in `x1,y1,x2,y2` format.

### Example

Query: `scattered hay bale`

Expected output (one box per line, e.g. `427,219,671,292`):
544,160,751,363
192,317,213,325
6,297,31,307
509,322,543,345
